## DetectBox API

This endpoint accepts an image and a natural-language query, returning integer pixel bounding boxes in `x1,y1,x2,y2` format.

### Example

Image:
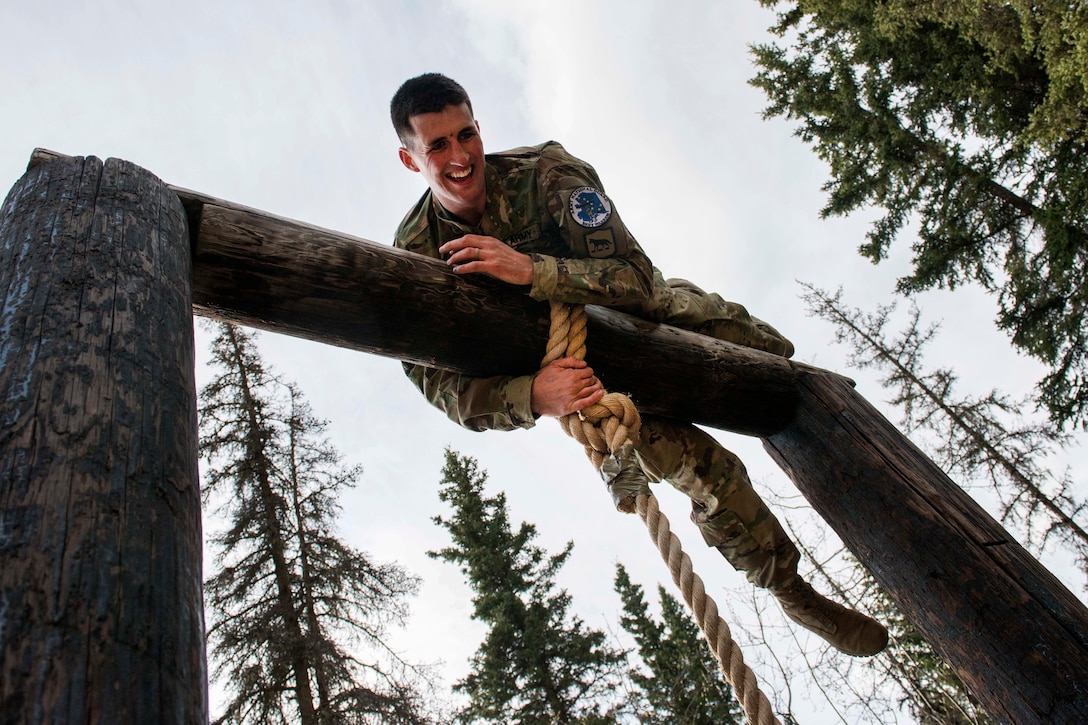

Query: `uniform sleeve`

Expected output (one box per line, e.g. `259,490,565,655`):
403,362,538,432
395,197,541,433
527,148,655,306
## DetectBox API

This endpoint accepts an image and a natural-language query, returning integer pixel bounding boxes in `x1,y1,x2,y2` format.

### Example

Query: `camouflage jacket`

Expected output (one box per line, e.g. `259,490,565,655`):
393,141,656,432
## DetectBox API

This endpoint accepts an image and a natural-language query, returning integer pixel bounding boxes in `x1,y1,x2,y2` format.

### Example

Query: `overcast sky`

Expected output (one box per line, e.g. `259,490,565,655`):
3,2,1079,722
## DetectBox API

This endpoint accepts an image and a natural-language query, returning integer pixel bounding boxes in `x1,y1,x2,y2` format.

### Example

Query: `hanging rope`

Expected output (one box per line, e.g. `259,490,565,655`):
544,300,781,725
541,301,642,477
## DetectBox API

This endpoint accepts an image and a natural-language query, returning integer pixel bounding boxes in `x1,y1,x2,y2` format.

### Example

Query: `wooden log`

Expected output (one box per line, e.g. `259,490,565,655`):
189,200,800,437
764,372,1088,724
29,147,799,437
0,156,207,723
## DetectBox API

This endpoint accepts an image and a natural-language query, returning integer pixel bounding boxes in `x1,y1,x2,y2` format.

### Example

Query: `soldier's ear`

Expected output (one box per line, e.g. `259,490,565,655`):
399,146,420,173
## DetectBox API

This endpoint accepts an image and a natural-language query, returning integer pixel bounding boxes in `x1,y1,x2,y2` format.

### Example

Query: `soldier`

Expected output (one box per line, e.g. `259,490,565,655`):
391,72,888,657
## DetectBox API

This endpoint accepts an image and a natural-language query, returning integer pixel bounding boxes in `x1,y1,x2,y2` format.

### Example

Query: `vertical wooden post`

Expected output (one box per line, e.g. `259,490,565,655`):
0,156,207,723
764,371,1088,724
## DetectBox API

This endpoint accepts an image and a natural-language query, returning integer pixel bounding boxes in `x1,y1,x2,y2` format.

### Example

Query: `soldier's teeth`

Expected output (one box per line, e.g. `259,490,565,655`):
449,167,472,180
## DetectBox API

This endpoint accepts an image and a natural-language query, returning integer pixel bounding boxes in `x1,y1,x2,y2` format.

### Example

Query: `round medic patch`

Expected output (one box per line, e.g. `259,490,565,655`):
568,186,612,228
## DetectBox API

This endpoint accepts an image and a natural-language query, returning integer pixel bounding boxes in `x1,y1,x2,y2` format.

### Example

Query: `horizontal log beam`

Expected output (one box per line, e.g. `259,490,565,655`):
186,194,801,438
30,147,799,438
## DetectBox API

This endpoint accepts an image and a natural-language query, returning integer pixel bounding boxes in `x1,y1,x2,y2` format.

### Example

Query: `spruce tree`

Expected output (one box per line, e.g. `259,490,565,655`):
802,284,1088,584
750,0,1088,427
430,450,623,724
613,565,743,724
792,283,1088,719
200,322,430,724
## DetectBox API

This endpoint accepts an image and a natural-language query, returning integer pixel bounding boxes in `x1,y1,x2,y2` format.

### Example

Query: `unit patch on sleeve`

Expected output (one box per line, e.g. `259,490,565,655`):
585,228,616,258
568,186,612,228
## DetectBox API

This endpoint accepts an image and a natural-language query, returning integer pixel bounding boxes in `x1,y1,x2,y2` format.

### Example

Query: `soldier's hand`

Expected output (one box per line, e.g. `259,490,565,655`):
530,357,604,418
441,234,534,286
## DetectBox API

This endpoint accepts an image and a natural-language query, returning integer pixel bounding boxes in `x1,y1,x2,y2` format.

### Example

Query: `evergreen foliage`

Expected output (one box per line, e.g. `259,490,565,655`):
430,450,624,724
750,0,1088,427
802,284,1088,585
200,322,430,724
613,565,743,724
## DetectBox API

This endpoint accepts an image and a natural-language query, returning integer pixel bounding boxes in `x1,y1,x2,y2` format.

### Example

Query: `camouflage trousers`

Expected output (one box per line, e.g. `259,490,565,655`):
620,271,799,589
621,270,795,358
634,416,800,591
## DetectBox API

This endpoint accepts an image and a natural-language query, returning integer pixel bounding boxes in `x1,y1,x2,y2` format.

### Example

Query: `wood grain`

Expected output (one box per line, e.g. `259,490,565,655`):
191,202,801,437
0,155,206,724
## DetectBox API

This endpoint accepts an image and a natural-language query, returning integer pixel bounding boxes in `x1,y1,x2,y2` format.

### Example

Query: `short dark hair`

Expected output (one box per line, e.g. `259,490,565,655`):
390,73,473,148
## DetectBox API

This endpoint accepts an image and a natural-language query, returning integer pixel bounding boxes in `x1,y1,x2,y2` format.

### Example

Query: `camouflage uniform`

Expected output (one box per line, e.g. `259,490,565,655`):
394,141,799,590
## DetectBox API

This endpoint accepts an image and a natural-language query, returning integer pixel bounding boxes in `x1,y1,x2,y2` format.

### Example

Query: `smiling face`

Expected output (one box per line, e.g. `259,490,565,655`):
398,102,487,225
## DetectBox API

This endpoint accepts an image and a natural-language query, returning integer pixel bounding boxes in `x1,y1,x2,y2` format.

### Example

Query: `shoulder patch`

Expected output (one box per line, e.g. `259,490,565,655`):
585,228,616,258
568,186,612,228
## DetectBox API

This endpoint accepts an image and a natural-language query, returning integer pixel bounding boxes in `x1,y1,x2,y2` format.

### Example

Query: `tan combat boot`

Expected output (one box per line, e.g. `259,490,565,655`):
773,578,889,657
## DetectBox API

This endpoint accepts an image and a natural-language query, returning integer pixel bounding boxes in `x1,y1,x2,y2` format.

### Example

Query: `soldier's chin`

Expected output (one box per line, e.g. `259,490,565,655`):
447,179,483,203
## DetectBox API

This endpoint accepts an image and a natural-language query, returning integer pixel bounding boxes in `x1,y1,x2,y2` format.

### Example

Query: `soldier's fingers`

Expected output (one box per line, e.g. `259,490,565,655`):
438,239,466,256
548,357,587,372
565,357,592,370
440,234,493,253
577,379,603,396
439,233,479,249
444,245,474,265
571,388,605,413
569,366,595,380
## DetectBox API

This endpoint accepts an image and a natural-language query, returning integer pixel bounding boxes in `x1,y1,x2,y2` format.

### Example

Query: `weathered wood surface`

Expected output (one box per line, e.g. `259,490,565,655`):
765,372,1088,724
0,156,207,724
189,200,800,437
30,147,801,437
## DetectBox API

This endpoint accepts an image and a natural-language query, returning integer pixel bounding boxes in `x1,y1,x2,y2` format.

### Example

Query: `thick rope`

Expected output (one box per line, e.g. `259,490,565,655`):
636,493,778,725
541,302,641,471
544,301,780,725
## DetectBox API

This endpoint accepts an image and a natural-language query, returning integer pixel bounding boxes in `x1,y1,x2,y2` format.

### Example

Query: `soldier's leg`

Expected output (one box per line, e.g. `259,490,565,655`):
624,272,795,357
697,311,795,359
634,415,888,657
671,284,794,358
633,415,799,589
